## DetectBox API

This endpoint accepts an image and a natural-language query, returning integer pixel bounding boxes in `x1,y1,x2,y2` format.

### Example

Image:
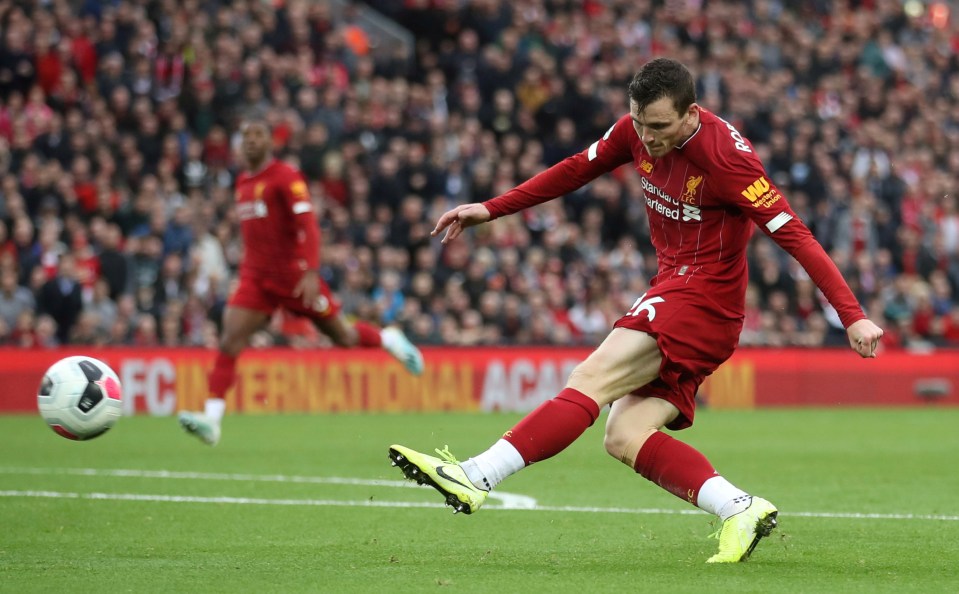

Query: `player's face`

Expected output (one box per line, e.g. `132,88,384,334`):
630,97,697,158
241,123,272,167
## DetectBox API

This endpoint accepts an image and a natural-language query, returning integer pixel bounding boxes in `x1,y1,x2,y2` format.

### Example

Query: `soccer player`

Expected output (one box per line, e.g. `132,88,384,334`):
180,119,423,446
388,59,883,563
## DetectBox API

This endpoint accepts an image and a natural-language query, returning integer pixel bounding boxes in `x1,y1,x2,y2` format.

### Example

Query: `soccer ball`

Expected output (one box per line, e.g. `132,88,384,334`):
37,356,123,440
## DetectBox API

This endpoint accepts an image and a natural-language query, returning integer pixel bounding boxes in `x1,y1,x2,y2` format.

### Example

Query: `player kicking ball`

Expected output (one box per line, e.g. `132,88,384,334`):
389,58,882,563
179,119,423,446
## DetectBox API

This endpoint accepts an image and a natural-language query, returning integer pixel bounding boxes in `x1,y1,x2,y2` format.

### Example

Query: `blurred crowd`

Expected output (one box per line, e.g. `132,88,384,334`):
1,0,959,352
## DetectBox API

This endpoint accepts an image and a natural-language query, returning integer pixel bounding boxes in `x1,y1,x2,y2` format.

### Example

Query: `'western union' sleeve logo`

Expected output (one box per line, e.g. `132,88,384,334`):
290,180,308,199
741,177,770,202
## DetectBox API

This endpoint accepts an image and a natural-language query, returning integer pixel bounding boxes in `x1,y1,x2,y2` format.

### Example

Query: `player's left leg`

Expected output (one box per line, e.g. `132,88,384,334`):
180,304,271,446
390,327,661,513
314,312,424,376
605,396,778,563
284,278,424,375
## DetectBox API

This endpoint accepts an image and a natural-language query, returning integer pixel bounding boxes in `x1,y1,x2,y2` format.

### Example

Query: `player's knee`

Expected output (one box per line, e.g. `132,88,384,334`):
566,362,604,393
603,429,628,461
603,426,656,466
219,334,245,357
566,360,625,406
327,324,358,348
330,332,357,348
602,423,636,461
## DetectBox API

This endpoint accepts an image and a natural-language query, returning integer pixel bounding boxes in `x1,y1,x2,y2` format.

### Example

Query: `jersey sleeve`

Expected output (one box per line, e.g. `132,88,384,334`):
278,167,320,271
483,114,635,220
717,164,866,328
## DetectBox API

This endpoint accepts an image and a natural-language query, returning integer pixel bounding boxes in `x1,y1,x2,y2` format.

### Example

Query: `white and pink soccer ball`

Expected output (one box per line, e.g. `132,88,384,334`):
37,356,123,440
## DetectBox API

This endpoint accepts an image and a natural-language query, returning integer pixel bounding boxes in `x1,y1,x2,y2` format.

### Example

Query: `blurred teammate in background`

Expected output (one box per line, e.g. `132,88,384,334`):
389,58,882,563
179,119,423,446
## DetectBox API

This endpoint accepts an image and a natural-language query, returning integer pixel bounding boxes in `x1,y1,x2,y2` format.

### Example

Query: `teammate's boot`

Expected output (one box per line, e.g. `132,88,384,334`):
382,327,424,375
388,445,488,514
178,411,221,446
706,496,778,563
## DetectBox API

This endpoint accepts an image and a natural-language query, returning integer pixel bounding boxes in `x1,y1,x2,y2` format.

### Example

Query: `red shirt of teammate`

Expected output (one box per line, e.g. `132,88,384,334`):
178,119,423,448
230,158,338,319
235,160,319,280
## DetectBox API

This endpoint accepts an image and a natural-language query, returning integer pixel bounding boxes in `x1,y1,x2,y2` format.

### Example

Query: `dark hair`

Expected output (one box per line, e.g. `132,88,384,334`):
627,58,696,114
239,116,272,134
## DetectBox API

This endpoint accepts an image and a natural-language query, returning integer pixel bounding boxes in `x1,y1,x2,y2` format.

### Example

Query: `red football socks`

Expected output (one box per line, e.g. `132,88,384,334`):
354,321,383,347
503,388,600,465
207,352,237,398
633,431,719,505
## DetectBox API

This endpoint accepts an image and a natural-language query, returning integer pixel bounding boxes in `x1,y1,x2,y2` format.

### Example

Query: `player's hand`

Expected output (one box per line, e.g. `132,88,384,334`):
846,318,884,358
431,203,491,244
292,270,320,308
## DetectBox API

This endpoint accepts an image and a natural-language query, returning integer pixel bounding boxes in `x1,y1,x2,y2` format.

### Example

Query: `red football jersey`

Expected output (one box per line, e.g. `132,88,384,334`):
485,108,864,327
234,159,319,281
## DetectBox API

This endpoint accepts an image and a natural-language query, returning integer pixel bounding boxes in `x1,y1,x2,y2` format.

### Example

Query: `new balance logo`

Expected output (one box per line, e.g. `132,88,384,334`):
627,293,665,321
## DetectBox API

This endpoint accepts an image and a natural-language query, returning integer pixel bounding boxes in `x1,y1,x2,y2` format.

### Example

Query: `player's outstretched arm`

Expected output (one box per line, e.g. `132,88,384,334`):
431,203,491,244
846,318,884,358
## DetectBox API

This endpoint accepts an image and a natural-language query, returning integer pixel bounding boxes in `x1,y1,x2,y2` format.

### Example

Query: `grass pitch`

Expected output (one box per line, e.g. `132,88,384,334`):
1,408,957,593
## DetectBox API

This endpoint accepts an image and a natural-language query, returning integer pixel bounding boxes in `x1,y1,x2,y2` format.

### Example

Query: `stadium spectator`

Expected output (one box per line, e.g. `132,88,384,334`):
35,252,83,344
84,278,118,338
0,0,955,356
0,265,35,331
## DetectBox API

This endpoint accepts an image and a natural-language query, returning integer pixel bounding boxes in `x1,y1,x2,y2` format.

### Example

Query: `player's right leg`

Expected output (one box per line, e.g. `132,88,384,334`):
388,328,662,512
179,305,270,446
705,496,778,563
604,395,778,562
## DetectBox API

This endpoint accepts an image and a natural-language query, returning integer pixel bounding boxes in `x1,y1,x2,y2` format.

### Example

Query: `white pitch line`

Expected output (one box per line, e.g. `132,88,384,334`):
0,466,537,509
785,511,959,521
0,490,958,521
2,467,957,522
0,490,446,508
